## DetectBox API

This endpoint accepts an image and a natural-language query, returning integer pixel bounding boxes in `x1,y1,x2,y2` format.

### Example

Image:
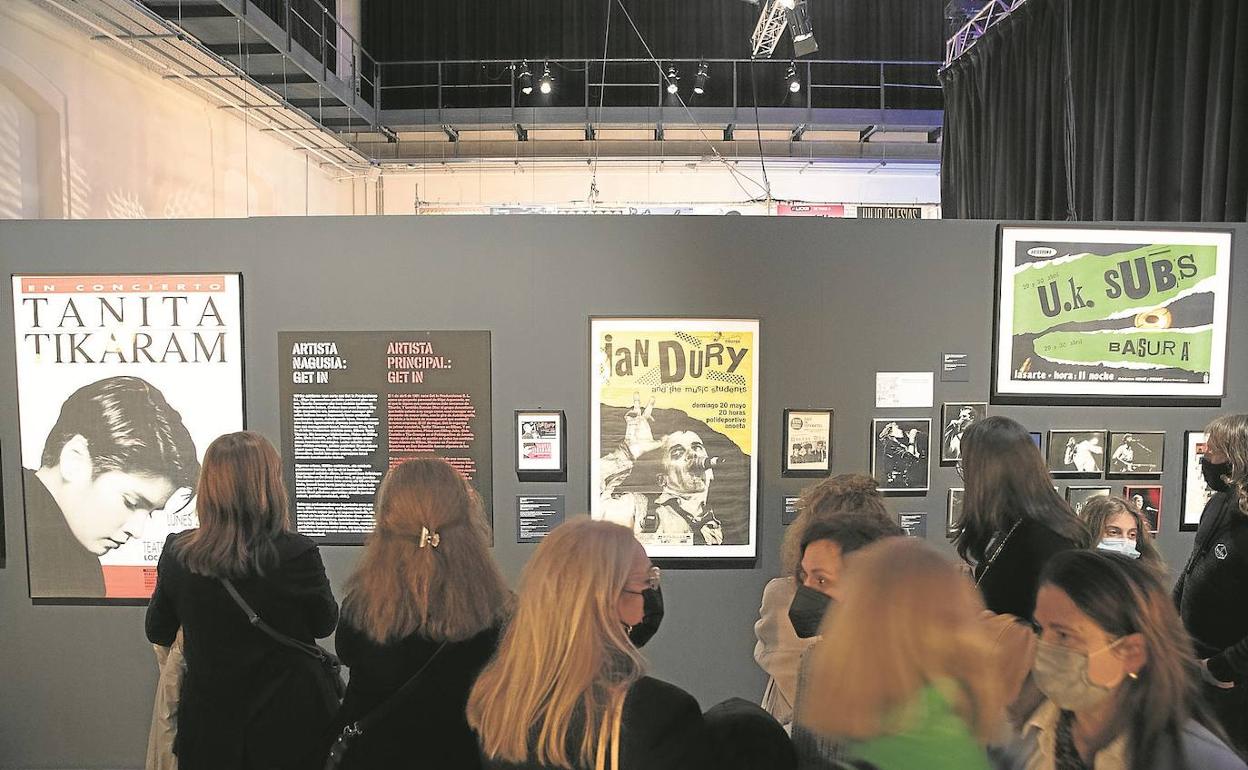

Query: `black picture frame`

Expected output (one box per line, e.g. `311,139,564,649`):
870,418,931,495
515,409,567,482
939,402,987,465
1181,431,1213,532
1123,484,1163,535
1047,430,1108,478
1105,431,1166,478
990,224,1234,407
782,408,833,478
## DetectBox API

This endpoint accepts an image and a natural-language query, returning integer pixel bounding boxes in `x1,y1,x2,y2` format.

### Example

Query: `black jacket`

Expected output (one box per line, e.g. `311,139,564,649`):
145,531,339,770
974,517,1080,621
332,621,502,769
1175,491,1248,683
481,676,711,770
23,468,106,598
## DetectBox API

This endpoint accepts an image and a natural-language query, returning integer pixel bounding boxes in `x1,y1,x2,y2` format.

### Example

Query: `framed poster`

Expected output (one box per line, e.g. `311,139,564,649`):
994,226,1233,402
1065,486,1112,516
1181,431,1214,532
1106,431,1165,477
871,418,931,494
12,273,245,602
782,408,833,477
1047,430,1107,477
947,488,964,539
589,317,759,560
1123,485,1163,535
516,410,567,482
939,402,986,464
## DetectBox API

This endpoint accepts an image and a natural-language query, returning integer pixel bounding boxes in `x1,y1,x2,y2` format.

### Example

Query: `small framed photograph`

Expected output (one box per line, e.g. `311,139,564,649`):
515,410,567,482
947,488,964,539
1182,432,1214,532
782,408,833,477
1047,430,1107,477
939,402,987,464
871,418,931,494
1123,484,1163,535
1065,486,1112,516
1107,431,1165,477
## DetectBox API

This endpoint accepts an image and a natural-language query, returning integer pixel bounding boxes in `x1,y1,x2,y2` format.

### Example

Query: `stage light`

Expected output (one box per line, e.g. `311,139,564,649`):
666,65,680,94
776,0,795,9
786,62,801,93
518,60,533,95
693,61,709,95
539,62,554,95
787,0,818,57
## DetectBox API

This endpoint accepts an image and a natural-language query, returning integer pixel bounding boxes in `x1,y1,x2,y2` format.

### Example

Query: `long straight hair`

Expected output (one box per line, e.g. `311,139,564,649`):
1206,413,1248,516
341,459,512,643
1079,495,1164,572
1040,550,1229,768
176,431,289,578
800,537,1005,743
954,416,1088,564
468,519,646,769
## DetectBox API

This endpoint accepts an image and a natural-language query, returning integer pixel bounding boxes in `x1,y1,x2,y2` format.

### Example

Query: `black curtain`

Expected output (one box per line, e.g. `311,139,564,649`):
940,0,1248,221
361,0,944,63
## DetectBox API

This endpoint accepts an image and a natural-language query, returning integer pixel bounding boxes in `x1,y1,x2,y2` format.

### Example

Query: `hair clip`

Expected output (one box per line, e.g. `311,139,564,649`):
419,526,441,549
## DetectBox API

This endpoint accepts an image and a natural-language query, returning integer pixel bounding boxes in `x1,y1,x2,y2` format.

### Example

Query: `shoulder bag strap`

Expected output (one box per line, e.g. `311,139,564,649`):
221,577,331,663
351,641,449,733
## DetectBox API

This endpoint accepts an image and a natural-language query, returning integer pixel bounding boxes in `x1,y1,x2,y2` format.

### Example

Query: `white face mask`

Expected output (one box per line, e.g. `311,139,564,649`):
1097,538,1140,559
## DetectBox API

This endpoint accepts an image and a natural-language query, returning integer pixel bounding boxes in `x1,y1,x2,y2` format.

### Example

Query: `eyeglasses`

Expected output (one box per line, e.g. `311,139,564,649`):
622,566,662,596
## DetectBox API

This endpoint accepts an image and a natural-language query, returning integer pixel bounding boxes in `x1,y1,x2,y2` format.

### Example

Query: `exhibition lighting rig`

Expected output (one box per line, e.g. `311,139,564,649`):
943,0,1030,68
750,0,817,59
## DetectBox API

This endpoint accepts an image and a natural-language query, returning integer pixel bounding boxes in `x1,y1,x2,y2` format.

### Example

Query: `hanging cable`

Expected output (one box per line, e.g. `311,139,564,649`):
588,0,612,205
614,0,769,201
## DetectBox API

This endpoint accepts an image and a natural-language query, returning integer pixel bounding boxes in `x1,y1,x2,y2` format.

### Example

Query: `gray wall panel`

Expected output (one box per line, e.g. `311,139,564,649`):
0,217,1243,768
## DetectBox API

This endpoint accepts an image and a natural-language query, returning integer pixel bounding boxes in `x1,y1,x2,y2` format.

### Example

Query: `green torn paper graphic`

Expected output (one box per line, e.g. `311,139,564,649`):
1013,244,1218,335
1032,328,1213,373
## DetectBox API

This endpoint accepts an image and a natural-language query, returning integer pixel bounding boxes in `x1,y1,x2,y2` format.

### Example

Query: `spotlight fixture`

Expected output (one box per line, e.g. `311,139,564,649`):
666,65,680,94
786,62,801,93
539,62,554,95
787,0,818,57
693,61,709,95
518,60,533,96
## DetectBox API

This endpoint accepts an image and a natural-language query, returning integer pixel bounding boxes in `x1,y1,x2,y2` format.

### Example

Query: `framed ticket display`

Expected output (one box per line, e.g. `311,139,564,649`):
782,409,833,477
12,273,245,602
589,317,759,560
993,226,1232,402
516,410,567,482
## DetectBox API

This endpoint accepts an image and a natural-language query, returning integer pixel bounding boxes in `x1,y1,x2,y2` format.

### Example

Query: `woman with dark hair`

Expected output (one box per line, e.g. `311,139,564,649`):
1079,495,1165,572
331,458,514,769
145,431,338,770
1174,413,1248,755
954,416,1088,621
754,473,892,727
1008,550,1244,769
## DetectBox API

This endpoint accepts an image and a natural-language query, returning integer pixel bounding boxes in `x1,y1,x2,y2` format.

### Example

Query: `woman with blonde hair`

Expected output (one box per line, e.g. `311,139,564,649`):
754,473,891,726
1175,413,1248,755
798,537,1005,770
1078,495,1164,570
469,518,710,770
145,431,338,770
330,458,513,769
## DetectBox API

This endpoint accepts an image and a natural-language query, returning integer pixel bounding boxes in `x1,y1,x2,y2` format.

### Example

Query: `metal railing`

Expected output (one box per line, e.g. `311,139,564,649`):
375,58,943,115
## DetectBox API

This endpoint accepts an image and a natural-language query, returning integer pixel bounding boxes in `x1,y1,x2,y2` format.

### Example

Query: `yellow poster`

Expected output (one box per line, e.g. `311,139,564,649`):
590,318,758,559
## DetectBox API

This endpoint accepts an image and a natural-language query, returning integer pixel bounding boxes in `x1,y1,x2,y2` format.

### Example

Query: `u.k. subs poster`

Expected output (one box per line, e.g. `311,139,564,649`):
12,274,245,602
994,227,1232,401
590,318,758,559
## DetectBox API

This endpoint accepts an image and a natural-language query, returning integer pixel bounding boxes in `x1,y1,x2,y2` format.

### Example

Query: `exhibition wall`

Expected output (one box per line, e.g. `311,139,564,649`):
0,215,1244,768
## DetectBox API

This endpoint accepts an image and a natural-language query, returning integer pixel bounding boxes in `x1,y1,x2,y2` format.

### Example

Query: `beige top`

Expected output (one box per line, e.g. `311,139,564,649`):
753,576,817,726
1023,701,1128,770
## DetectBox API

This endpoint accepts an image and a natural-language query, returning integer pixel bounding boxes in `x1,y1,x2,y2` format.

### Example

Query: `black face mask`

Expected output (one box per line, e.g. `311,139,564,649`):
788,584,832,639
626,586,664,648
1202,457,1234,493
